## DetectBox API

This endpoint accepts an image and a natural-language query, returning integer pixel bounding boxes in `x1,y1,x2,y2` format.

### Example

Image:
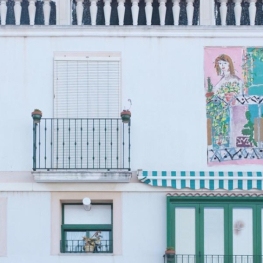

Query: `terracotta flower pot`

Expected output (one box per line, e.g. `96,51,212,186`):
206,92,214,98
165,249,175,259
84,244,95,253
225,92,236,105
31,109,42,123
120,110,131,123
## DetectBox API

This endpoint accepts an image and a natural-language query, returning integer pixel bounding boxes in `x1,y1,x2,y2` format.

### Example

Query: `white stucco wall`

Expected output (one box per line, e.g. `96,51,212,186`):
1,26,263,263
1,27,263,172
0,190,167,263
122,192,166,263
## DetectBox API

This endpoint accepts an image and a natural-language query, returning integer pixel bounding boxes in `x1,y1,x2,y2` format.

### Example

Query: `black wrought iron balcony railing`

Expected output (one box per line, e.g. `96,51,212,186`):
163,254,263,263
60,239,113,253
32,118,131,171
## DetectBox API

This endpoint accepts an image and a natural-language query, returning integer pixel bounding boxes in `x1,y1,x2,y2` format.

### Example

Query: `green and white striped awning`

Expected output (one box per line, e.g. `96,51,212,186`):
138,171,263,190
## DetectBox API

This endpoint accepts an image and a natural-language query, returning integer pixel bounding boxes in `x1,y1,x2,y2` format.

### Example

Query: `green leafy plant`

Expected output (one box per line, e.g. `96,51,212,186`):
207,77,213,93
241,111,257,146
206,82,240,147
242,48,263,91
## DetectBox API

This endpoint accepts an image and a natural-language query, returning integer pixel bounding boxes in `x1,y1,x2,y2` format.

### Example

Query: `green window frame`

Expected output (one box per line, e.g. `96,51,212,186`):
61,203,113,253
167,196,263,263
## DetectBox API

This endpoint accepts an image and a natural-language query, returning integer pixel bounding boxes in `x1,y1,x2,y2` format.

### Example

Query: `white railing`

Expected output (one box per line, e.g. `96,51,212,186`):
217,0,257,26
73,0,197,26
0,0,262,26
0,0,55,25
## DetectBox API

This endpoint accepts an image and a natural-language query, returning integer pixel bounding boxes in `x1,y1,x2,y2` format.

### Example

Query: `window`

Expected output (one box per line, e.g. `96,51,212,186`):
54,54,121,119
51,53,122,169
167,195,263,263
61,203,113,253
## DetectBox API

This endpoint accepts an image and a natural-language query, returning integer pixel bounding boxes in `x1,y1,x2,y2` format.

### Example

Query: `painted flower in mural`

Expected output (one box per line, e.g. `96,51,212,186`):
234,220,244,235
207,81,241,147
217,81,240,101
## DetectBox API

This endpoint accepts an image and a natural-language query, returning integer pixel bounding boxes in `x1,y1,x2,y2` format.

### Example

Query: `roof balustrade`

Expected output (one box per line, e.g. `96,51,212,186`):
0,0,262,26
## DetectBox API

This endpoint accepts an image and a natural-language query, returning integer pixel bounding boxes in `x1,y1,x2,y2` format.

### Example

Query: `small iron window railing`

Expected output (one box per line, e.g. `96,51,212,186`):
60,239,113,253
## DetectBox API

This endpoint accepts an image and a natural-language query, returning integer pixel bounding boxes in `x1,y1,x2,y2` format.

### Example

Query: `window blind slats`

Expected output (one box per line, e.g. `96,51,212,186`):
54,59,120,119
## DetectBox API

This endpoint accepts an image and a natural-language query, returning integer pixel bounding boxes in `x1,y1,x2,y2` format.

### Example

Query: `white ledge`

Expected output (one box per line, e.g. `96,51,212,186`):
0,26,263,38
33,170,132,183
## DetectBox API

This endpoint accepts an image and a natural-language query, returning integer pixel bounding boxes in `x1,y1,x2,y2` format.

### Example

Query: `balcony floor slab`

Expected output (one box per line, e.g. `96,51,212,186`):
32,170,132,183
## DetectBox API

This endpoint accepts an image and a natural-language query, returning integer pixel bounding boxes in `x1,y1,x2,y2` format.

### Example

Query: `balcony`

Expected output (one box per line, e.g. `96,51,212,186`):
0,0,262,27
164,254,263,263
32,117,132,182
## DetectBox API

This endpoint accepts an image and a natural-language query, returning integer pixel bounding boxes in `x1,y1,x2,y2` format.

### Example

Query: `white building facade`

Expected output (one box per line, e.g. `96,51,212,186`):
1,1,263,263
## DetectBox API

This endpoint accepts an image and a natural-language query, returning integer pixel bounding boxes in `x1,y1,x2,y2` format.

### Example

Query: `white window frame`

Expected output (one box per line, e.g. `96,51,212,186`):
0,197,7,256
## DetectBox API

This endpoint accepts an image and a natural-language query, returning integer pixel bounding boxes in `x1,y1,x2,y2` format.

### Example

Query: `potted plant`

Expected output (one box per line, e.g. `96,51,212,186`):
120,109,131,123
165,247,175,259
206,77,214,98
83,231,102,253
83,237,96,252
31,109,42,123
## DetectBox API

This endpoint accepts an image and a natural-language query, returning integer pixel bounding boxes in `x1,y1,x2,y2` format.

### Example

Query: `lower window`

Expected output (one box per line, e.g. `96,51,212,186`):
61,203,113,253
167,195,263,263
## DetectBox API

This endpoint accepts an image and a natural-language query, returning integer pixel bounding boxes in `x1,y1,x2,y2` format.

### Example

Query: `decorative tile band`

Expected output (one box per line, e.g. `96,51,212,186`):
137,171,263,190
208,147,263,162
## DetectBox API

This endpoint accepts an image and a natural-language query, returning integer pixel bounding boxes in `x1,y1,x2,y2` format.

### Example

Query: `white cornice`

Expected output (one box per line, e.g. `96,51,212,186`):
0,26,263,38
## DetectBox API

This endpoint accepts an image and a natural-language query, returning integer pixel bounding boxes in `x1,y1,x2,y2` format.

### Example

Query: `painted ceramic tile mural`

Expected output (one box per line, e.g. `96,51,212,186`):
205,47,263,165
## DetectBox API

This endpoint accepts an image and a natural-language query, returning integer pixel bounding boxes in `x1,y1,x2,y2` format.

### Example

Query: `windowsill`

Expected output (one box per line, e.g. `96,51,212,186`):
58,253,114,256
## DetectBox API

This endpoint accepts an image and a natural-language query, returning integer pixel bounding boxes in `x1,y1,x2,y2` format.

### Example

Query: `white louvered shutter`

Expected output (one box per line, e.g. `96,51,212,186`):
53,57,121,169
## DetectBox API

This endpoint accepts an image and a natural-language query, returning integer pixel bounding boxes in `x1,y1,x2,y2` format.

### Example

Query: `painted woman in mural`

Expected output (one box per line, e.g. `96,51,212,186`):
214,54,243,95
206,54,245,148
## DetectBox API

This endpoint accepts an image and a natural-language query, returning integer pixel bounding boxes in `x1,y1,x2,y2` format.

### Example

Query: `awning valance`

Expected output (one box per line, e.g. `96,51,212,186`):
137,171,263,190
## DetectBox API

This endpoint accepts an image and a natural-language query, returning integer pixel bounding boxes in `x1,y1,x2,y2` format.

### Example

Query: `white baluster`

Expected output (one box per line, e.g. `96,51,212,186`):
131,0,139,25
159,0,166,26
43,0,50,25
199,0,215,25
172,0,180,26
76,0,83,25
90,0,97,25
234,0,241,26
249,0,256,26
14,0,21,25
118,0,125,25
145,0,153,25
29,0,36,25
219,0,227,25
1,0,6,25
186,0,194,25
104,0,111,25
